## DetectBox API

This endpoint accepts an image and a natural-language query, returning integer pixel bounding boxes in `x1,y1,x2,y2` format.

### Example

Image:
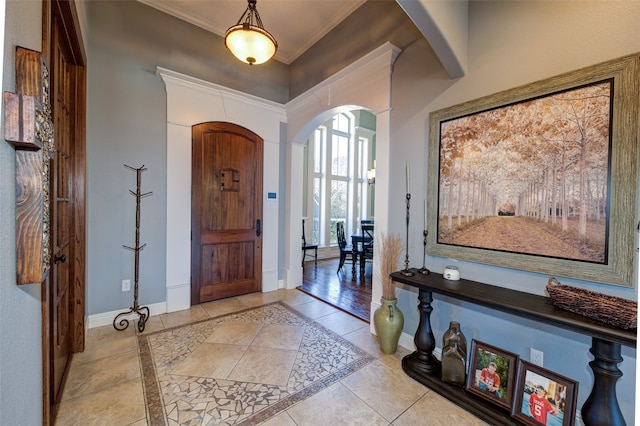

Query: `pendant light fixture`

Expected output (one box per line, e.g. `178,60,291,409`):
224,0,278,65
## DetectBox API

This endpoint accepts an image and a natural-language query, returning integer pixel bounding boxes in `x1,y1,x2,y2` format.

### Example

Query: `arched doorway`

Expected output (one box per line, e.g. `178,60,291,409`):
285,43,401,323
301,109,376,253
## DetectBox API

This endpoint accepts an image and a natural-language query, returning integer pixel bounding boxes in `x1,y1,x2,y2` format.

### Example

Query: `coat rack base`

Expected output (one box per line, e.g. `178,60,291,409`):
113,304,150,332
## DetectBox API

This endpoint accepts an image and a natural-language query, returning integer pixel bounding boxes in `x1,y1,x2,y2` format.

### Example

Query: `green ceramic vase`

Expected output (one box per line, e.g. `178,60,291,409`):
374,298,404,354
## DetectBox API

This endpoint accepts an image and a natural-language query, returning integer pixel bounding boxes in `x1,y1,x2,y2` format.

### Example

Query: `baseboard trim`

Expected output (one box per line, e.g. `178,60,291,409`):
167,282,190,313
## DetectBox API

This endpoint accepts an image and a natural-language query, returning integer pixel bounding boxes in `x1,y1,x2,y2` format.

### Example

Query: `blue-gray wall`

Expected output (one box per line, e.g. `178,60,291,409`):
86,1,289,315
87,1,640,423
87,0,639,421
87,3,168,313
387,1,639,421
1,0,638,424
0,1,44,424
84,0,412,315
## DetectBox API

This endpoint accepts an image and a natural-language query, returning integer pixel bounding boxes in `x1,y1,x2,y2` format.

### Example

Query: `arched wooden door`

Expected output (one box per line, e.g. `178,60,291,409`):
191,122,263,304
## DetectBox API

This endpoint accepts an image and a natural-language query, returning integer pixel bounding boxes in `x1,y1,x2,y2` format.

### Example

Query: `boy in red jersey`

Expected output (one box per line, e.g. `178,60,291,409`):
478,362,501,397
528,385,557,424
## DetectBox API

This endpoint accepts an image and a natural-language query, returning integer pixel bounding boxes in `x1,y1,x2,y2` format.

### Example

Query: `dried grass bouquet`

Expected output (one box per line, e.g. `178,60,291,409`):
379,232,403,300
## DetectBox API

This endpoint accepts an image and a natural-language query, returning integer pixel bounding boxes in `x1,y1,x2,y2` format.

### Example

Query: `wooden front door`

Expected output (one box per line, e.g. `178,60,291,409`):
191,122,263,304
45,2,86,423
50,15,73,401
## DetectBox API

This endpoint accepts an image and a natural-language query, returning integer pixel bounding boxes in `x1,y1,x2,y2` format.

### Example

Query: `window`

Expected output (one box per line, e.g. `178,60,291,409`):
304,111,375,247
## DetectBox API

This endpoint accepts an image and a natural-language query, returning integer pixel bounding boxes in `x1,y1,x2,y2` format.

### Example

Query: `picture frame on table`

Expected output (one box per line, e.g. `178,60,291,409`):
512,360,578,426
466,340,518,411
426,53,640,288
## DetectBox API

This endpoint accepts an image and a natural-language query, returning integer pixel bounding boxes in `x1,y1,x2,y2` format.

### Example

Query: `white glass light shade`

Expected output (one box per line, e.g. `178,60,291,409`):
367,168,376,184
225,24,277,65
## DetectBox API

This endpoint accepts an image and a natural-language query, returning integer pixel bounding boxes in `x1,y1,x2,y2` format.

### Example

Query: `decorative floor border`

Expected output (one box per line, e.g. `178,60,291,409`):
137,301,376,425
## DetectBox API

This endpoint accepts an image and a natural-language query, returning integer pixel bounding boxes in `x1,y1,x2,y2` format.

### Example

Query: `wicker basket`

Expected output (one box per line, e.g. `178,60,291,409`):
546,277,637,330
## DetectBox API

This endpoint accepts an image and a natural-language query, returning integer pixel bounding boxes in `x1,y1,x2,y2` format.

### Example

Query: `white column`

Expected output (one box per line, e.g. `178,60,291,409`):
283,141,304,289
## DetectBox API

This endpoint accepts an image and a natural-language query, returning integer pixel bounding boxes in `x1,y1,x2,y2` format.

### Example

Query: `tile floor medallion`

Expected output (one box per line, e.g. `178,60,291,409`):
138,301,376,425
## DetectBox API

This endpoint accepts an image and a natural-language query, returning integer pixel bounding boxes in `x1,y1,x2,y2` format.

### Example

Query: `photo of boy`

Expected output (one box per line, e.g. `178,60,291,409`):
472,348,510,401
467,341,519,411
478,361,501,397
519,370,564,426
529,385,557,424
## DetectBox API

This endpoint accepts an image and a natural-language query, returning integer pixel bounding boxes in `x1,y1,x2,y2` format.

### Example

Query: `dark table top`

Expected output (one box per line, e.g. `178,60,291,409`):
390,271,636,347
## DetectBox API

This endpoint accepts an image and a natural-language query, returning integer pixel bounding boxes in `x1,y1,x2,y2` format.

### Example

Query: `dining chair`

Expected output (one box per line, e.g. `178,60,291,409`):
336,221,356,274
301,219,318,267
360,223,374,275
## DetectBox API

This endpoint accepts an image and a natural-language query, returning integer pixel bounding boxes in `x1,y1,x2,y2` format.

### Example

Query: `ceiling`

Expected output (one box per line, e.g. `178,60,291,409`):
137,0,368,65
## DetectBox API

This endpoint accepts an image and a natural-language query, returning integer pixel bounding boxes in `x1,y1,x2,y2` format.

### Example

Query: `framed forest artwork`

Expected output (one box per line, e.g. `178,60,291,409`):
426,54,640,287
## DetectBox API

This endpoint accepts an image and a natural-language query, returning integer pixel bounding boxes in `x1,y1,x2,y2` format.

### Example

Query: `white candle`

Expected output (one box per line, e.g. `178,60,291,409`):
424,199,428,230
406,161,410,194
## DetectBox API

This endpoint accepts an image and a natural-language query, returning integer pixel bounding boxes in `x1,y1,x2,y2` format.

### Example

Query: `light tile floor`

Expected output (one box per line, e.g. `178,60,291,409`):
55,289,486,425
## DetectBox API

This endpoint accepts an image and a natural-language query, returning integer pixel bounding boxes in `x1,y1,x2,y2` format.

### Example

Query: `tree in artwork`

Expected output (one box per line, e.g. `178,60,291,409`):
438,80,611,263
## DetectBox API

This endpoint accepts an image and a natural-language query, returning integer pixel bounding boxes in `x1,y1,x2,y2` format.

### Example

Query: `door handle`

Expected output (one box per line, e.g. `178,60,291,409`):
256,219,262,236
54,254,67,264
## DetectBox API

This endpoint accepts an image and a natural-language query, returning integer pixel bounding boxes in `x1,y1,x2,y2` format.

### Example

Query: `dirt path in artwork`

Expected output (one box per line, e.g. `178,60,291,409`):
449,216,585,260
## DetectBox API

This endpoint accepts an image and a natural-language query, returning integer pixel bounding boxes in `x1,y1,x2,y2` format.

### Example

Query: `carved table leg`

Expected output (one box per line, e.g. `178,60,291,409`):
581,337,625,426
402,289,440,379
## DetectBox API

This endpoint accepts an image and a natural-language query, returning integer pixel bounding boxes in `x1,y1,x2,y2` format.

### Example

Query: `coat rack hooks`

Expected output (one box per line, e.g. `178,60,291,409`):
113,164,152,332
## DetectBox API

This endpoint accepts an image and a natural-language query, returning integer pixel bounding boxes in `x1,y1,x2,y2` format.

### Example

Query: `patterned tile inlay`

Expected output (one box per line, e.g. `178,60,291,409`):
138,302,375,425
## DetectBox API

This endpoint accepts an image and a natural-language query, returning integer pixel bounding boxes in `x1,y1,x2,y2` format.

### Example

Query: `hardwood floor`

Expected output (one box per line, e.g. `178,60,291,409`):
299,258,372,322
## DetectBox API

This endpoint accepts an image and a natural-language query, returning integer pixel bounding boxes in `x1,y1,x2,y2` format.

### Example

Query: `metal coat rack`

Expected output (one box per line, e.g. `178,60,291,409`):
113,165,152,332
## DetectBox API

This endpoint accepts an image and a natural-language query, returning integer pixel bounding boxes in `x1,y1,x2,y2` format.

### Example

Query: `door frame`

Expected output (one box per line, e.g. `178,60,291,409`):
41,0,86,424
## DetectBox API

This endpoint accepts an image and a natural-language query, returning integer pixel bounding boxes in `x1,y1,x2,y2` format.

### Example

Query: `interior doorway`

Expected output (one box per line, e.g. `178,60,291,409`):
301,109,376,256
298,109,376,321
300,258,372,322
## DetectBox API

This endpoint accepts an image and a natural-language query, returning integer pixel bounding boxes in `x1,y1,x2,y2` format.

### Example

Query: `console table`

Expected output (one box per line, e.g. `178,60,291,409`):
390,271,636,426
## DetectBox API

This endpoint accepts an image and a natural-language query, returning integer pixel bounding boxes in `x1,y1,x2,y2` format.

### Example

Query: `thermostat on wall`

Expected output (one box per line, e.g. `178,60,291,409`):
443,266,460,280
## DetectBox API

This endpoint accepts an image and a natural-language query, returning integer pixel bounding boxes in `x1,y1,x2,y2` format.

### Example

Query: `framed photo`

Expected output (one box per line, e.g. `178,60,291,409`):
466,340,518,410
426,53,639,287
512,360,578,426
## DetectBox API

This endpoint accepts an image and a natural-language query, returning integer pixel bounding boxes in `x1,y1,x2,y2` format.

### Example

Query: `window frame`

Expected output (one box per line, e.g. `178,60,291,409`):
304,111,375,248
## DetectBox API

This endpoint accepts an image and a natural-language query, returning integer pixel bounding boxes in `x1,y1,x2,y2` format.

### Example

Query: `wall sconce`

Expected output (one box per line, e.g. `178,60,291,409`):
367,168,376,185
